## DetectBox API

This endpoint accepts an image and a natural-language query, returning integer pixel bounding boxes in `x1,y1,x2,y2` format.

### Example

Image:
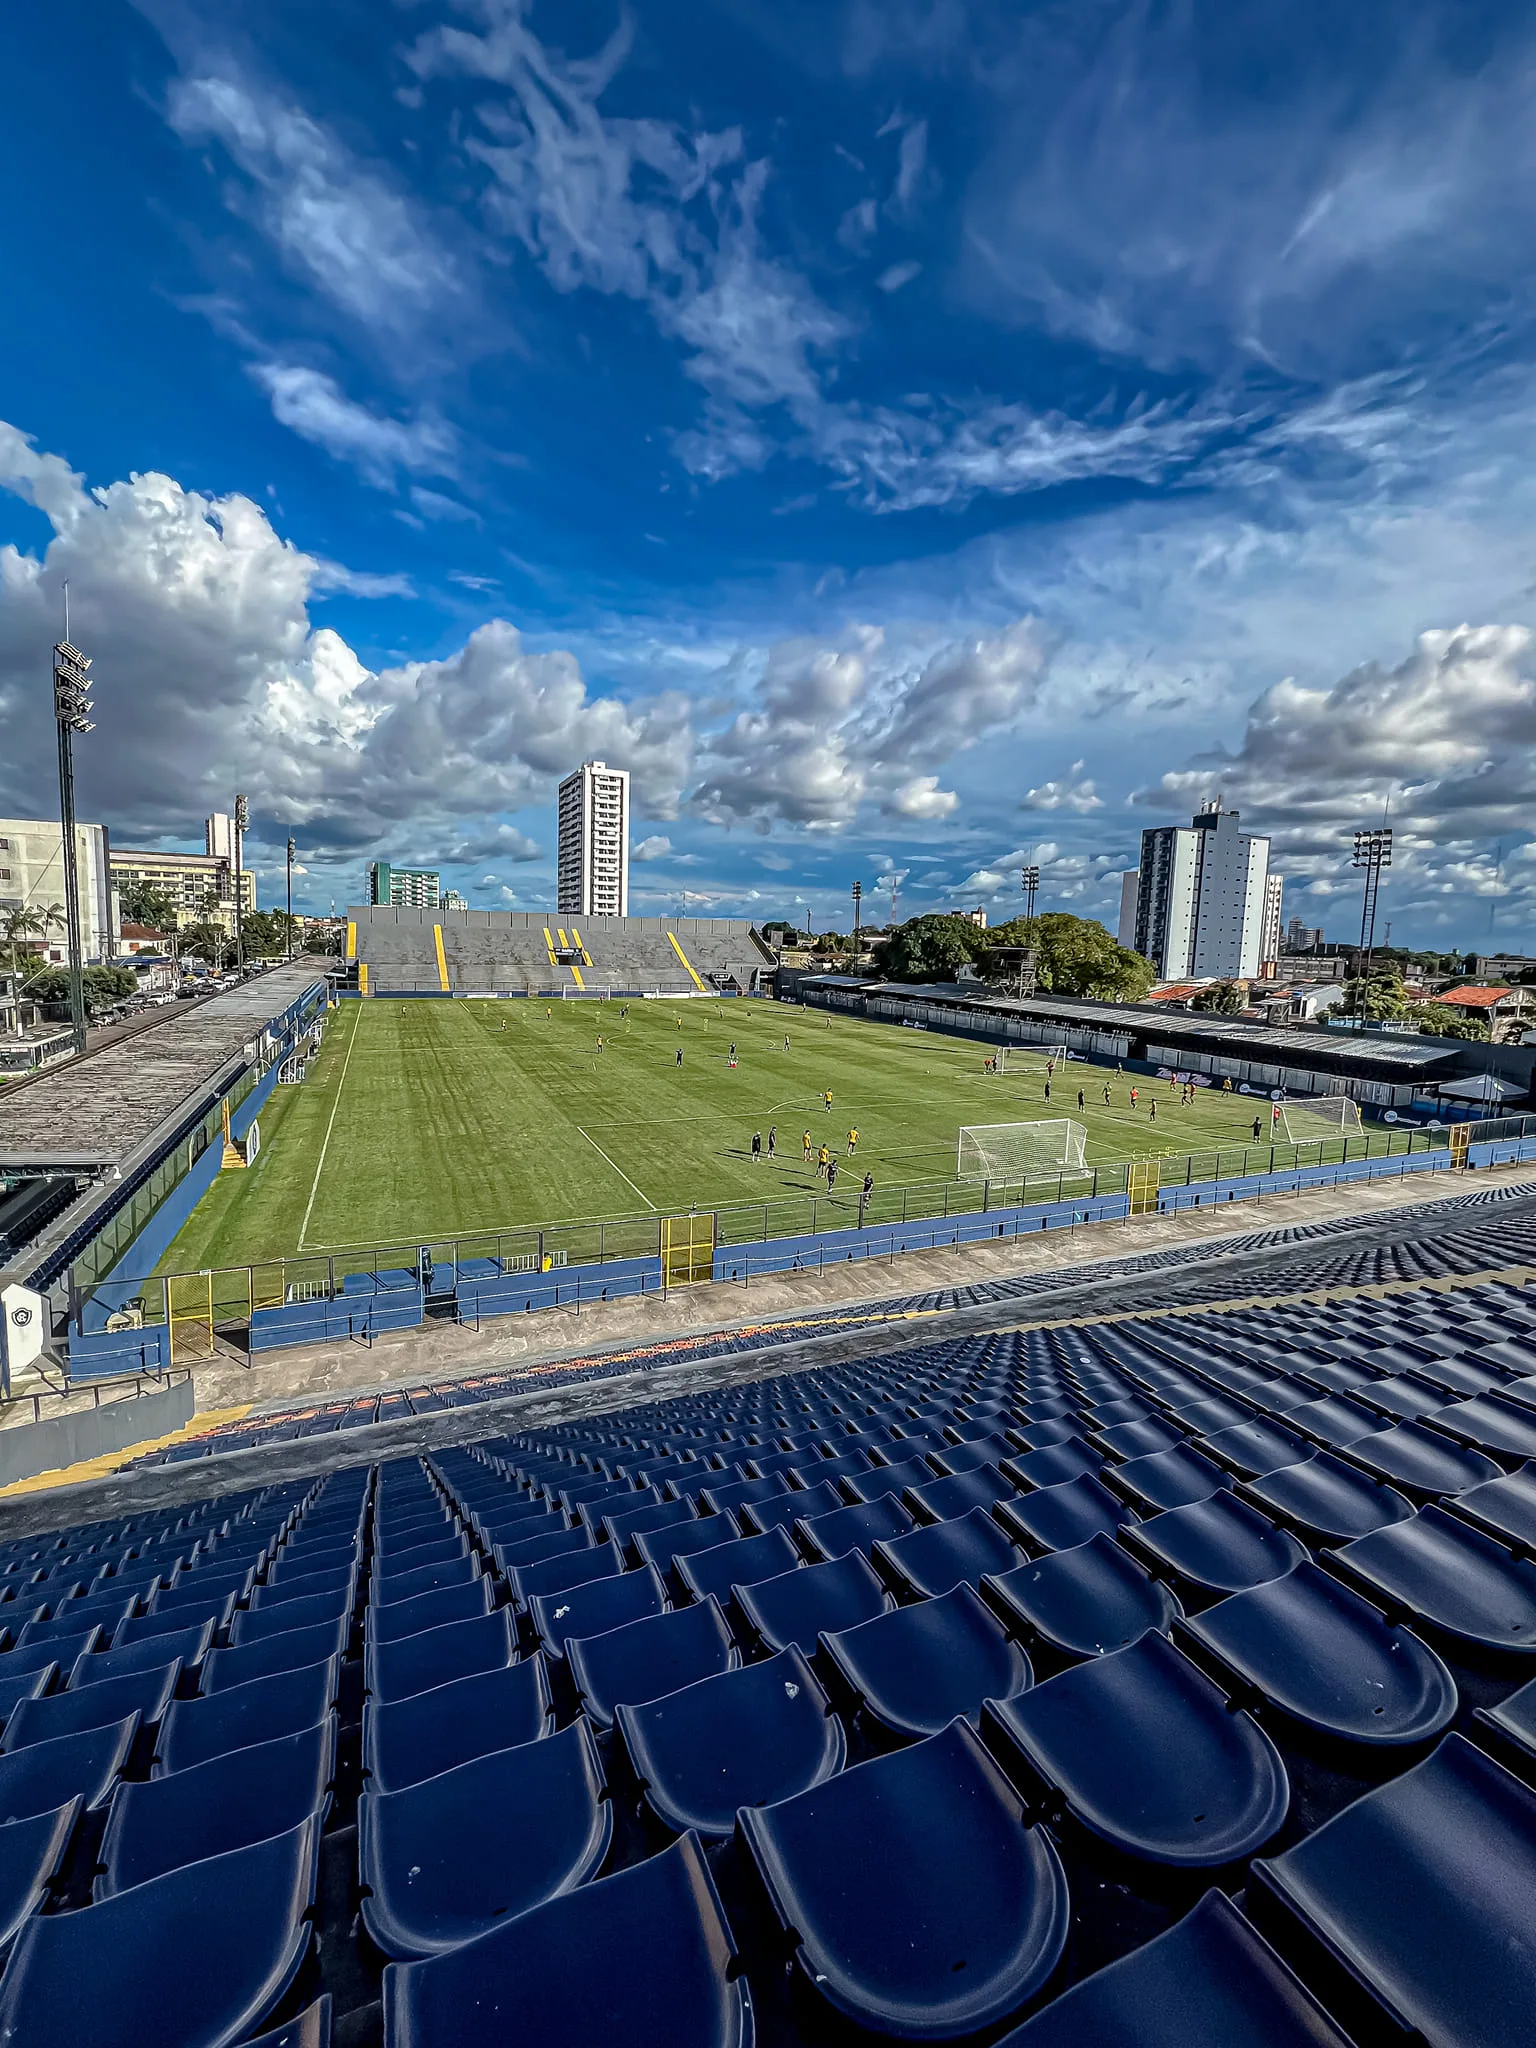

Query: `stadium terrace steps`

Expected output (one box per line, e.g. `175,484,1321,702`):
0,1262,1530,2043
349,905,772,995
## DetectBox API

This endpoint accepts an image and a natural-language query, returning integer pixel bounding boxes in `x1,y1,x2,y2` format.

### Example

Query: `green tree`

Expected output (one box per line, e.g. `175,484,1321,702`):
976,913,1156,1002
179,922,233,969
27,966,138,1016
1190,979,1245,1014
1341,971,1408,1021
2,906,43,977
877,914,986,982
242,910,296,959
116,880,177,930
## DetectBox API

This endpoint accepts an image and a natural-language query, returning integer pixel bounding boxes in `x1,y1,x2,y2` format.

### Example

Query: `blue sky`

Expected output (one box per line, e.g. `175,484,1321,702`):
3,0,1536,948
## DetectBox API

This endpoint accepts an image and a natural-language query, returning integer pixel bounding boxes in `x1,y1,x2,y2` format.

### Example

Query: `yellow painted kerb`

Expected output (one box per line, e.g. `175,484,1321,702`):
358,961,369,995
345,920,356,961
433,922,450,991
667,930,707,992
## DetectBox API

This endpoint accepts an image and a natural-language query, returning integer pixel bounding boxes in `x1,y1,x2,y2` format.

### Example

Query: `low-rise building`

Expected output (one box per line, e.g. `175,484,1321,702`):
109,846,255,935
0,817,116,963
1432,984,1536,1041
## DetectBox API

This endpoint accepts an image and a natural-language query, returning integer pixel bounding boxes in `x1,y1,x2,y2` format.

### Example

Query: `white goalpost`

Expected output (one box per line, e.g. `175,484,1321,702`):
1279,1095,1364,1145
958,1119,1088,1180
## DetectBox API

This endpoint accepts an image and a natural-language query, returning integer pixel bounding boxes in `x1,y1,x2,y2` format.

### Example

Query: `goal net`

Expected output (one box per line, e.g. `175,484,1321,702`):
1279,1095,1364,1145
958,1119,1087,1180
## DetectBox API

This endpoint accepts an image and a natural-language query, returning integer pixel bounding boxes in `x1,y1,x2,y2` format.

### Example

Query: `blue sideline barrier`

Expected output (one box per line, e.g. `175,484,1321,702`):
248,1286,425,1354
65,1324,172,1382
454,1255,663,1322
1467,1136,1536,1169
712,1193,1132,1282
1153,1147,1450,1213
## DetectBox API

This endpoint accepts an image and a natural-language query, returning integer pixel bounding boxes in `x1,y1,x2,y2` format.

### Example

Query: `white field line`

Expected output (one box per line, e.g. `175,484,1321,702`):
299,1008,361,1251
577,1127,657,1211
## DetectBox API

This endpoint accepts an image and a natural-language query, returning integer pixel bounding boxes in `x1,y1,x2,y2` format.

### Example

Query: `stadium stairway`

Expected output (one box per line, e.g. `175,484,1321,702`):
0,1247,1532,2044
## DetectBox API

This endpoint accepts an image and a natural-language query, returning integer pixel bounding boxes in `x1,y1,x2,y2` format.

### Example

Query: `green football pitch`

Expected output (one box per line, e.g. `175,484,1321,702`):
159,996,1293,1273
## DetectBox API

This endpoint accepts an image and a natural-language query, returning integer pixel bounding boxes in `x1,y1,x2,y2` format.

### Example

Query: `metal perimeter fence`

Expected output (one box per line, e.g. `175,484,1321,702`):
70,1120,1490,1346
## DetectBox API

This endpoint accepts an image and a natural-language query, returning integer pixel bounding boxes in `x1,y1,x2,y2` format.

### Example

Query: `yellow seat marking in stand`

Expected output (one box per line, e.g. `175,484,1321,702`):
667,930,707,992
433,923,450,992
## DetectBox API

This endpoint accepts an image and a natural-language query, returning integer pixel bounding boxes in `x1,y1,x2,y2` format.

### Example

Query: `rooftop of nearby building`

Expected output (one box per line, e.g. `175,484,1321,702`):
1436,984,1517,1008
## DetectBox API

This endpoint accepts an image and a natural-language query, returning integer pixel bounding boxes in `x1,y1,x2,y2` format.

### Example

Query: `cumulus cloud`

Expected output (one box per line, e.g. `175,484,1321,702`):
887,776,957,820
876,260,922,293
1022,761,1103,812
1140,623,1536,926
632,835,672,860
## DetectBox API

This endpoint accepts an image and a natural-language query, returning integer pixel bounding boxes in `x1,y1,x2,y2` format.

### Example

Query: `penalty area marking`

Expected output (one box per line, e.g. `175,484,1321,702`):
298,1006,361,1252
577,1127,657,1211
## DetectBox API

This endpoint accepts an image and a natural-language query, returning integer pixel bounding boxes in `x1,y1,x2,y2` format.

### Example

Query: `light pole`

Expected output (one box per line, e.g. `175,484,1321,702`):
286,837,296,961
52,594,95,1056
233,793,249,971
1353,826,1392,982
851,878,862,960
1021,863,1040,921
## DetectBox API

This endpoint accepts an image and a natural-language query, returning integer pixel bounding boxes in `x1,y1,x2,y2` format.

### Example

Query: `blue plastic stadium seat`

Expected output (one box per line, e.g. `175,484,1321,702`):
381,1831,749,2048
567,1598,738,1729
1240,1449,1416,1543
492,1525,591,1576
633,1516,742,1580
983,1532,1182,1659
737,1718,1068,2038
673,1526,800,1609
372,1558,478,1612
155,1657,339,1774
0,1816,321,2048
98,1722,335,1897
739,1480,841,1535
1452,1465,1536,1549
1179,1560,1457,1747
1427,1393,1536,1459
1332,1506,1536,1656
0,1798,79,1954
506,1545,620,1609
1248,1734,1536,2048
1094,1417,1188,1460
360,1719,610,1961
0,1661,55,1731
1111,1445,1232,1513
734,1550,894,1654
997,1474,1140,1552
795,1495,915,1562
376,1531,469,1575
982,1630,1289,1868
363,1658,554,1795
1475,1668,1536,1762
85,1621,213,1683
4,1662,178,1749
203,1617,349,1692
1005,1439,1102,1491
529,1564,667,1659
929,1434,1020,1474
618,1645,844,1838
1339,1420,1502,1499
365,1609,518,1705
243,1995,332,2048
698,1473,789,1519
841,1456,934,1505
602,1497,697,1561
231,1587,351,1645
993,1889,1353,2048
905,1464,1017,1523
1123,1492,1308,1596
873,1504,1024,1599
250,1562,356,1608
368,1578,494,1645
1196,1417,1314,1479
822,1582,1032,1740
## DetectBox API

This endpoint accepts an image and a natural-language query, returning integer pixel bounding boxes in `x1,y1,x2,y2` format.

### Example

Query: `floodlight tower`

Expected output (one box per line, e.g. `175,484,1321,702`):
233,793,249,970
286,837,296,960
1353,826,1393,979
1021,863,1040,921
851,878,862,951
52,592,95,1056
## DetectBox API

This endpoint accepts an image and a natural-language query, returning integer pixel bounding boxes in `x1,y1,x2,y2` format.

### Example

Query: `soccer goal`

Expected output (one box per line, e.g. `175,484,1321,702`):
1279,1095,1364,1145
958,1119,1087,1180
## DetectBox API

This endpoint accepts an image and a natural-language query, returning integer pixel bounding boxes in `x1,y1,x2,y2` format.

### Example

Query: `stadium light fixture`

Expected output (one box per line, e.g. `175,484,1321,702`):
1021,863,1040,920
52,585,95,1055
286,836,296,961
1352,825,1393,979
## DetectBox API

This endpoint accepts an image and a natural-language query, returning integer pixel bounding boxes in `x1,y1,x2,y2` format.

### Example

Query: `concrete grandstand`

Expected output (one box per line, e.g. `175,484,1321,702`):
346,906,775,997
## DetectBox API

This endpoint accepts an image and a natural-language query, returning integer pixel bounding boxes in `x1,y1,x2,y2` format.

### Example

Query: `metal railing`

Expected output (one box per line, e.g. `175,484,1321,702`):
71,1122,1455,1346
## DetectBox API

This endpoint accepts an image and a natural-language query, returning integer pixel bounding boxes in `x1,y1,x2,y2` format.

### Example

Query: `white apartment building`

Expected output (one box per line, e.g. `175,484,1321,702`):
1259,872,1284,972
1133,799,1271,980
557,761,630,918
0,817,116,963
1116,870,1140,950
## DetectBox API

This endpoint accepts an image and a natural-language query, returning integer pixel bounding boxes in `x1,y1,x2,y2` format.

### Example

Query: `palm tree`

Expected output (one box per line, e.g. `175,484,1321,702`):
2,906,43,977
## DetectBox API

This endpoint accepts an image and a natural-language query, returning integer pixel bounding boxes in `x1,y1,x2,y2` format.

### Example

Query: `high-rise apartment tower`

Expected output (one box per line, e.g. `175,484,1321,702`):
1133,798,1271,980
557,761,629,918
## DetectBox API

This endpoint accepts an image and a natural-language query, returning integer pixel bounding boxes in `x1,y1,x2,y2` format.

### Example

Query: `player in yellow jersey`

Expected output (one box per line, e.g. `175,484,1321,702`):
847,1127,858,1155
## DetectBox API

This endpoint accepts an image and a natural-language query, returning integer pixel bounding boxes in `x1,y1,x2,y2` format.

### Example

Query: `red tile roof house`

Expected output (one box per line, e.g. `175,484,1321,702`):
1432,985,1536,1041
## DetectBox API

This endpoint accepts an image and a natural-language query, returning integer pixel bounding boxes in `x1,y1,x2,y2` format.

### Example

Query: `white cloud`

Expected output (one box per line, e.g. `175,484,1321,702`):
876,260,922,293
410,487,480,524
633,835,672,861
166,69,460,336
887,776,957,820
1022,761,1103,812
250,363,457,488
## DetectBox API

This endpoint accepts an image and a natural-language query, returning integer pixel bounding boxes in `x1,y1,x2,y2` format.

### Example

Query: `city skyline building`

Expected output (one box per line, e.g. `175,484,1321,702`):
0,817,116,963
1133,797,1272,980
368,863,440,910
557,760,630,919
1260,872,1284,972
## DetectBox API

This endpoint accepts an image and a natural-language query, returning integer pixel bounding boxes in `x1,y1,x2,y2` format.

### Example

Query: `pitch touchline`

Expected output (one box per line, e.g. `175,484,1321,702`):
298,1008,360,1252
577,1127,658,1211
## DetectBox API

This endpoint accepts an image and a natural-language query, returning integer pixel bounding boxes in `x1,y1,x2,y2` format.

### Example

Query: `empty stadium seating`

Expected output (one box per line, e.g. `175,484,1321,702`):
0,1227,1535,2044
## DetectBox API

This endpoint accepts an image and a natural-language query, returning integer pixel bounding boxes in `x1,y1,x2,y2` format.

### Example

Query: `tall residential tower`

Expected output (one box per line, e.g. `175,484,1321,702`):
557,761,629,918
1133,798,1271,980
